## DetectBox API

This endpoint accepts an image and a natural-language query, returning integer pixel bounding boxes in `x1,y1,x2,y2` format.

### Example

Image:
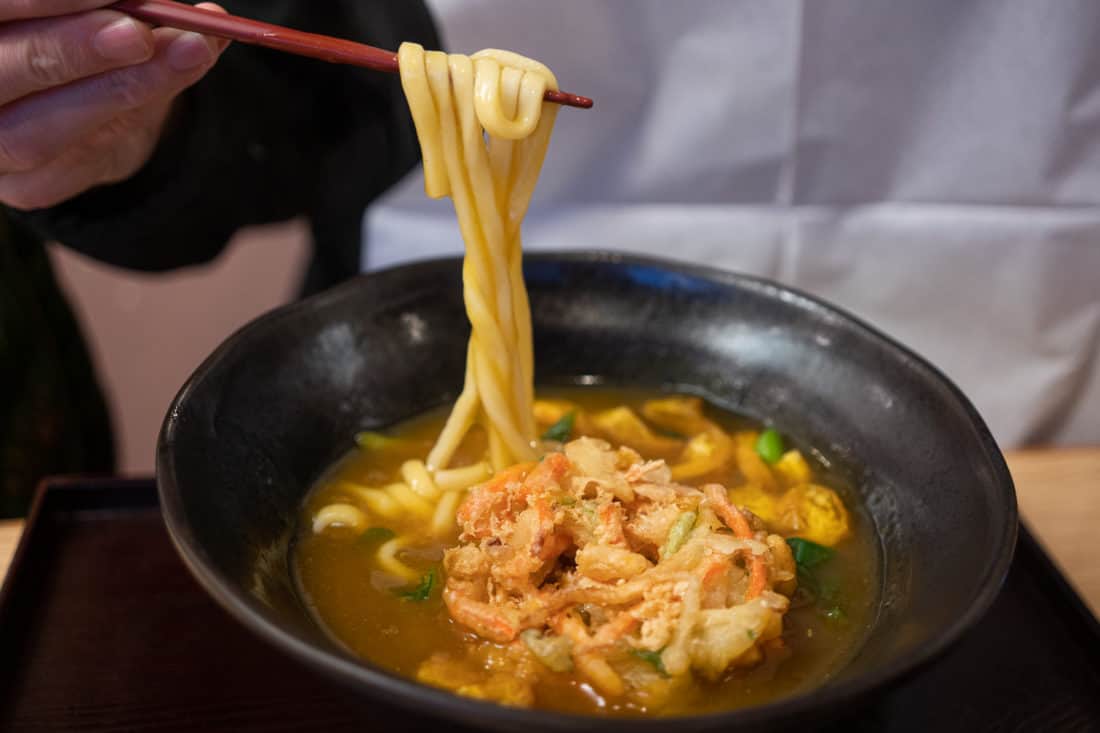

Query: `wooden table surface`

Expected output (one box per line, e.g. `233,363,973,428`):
2,449,1098,614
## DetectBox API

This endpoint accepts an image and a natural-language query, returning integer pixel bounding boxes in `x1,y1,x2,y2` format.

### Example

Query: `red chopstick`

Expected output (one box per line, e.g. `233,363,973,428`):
110,0,594,109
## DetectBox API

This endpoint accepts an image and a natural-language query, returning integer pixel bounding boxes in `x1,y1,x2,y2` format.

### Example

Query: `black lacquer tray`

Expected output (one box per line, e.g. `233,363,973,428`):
1,479,1097,732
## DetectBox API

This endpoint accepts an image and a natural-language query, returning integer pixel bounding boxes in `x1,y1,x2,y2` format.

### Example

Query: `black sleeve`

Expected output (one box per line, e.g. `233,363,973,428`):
10,1,439,275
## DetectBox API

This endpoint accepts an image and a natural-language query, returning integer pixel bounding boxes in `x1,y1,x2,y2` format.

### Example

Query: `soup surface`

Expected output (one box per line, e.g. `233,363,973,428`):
295,389,878,716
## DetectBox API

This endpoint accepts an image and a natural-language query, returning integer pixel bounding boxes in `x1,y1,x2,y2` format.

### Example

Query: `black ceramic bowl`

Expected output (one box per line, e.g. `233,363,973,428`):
157,252,1016,732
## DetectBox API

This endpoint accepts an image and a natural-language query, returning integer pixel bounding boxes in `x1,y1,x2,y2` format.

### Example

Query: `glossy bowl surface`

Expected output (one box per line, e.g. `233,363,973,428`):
158,252,1016,732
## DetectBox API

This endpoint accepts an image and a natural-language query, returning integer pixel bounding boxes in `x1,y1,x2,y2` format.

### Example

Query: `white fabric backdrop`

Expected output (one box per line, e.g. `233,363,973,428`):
363,0,1100,448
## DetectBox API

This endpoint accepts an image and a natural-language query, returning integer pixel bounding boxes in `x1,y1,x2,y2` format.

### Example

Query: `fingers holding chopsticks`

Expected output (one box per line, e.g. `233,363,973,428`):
0,10,156,107
0,0,123,23
0,2,229,209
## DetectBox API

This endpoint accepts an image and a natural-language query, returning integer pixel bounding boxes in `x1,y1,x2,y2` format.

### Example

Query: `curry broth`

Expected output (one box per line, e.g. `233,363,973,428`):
295,388,879,716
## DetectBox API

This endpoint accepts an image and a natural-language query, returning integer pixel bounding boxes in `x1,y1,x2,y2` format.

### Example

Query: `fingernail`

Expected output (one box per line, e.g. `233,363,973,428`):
94,18,152,63
167,32,215,72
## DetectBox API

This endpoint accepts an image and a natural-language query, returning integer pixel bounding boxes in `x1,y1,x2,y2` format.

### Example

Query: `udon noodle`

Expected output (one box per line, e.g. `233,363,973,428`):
399,42,558,474
313,42,559,578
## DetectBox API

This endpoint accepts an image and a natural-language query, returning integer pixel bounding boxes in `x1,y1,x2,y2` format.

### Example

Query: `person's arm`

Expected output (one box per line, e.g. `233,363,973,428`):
11,1,439,272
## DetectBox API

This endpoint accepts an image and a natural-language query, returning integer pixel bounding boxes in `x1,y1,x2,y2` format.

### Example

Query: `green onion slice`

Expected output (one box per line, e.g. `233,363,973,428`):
397,567,437,602
541,411,576,442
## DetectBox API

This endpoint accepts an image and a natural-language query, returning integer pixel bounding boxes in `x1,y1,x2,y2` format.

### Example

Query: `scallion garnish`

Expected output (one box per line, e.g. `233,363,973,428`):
397,567,437,602
541,411,576,442
787,536,837,600
629,648,669,677
786,537,835,570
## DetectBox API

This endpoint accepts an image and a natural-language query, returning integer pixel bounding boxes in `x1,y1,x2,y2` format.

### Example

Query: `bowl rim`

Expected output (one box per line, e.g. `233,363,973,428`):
157,250,1017,730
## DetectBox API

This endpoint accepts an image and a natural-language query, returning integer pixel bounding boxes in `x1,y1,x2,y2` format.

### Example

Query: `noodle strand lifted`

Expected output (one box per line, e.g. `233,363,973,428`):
397,43,559,472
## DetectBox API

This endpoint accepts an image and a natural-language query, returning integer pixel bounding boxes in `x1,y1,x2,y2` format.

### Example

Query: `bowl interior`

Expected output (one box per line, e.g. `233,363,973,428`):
158,253,1016,730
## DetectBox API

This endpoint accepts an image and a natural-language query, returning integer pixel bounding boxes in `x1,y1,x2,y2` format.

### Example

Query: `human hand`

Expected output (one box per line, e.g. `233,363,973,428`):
0,1,229,210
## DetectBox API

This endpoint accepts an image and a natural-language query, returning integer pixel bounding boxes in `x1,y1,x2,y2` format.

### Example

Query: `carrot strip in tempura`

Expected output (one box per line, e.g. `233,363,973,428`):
703,484,768,600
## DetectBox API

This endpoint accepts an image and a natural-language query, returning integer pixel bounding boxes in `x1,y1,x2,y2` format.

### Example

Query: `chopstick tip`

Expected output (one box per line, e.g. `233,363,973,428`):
547,89,593,109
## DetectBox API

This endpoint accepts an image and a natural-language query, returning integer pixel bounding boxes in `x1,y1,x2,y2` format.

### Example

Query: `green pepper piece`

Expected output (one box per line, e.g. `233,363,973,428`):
755,428,785,464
